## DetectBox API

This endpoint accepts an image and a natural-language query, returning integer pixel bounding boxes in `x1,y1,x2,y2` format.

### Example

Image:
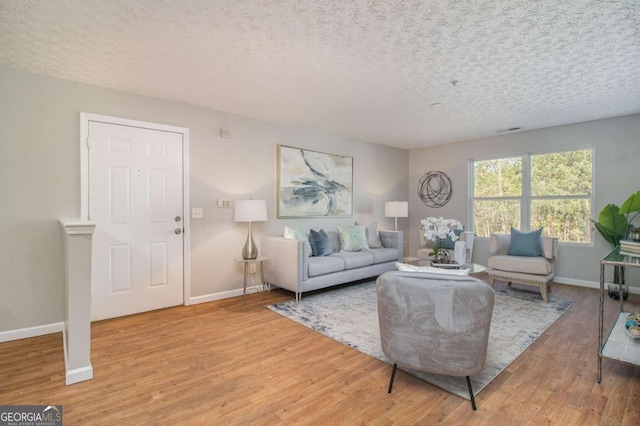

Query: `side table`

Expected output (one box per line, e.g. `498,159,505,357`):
234,256,269,303
597,247,640,382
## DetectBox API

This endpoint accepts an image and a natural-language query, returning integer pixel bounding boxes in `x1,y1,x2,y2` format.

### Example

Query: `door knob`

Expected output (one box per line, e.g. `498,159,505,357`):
175,228,182,235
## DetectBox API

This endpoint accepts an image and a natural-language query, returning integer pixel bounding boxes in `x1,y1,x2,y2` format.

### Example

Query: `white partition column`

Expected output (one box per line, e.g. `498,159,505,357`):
59,219,96,385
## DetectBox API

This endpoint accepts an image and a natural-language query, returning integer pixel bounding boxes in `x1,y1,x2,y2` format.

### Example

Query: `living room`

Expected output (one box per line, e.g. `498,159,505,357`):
1,1,640,424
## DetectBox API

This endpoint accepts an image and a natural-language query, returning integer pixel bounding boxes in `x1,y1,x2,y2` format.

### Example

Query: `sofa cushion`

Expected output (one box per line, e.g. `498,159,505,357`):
331,252,374,269
309,229,332,257
308,256,345,277
366,221,383,248
337,225,369,252
366,248,400,263
284,226,312,256
488,255,552,275
508,227,543,257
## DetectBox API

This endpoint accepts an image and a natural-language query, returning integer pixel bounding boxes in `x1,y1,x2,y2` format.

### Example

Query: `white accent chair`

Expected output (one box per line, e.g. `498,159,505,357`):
487,234,558,302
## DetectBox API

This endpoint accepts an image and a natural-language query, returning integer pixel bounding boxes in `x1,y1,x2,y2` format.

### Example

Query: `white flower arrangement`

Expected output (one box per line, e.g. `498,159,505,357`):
421,217,463,246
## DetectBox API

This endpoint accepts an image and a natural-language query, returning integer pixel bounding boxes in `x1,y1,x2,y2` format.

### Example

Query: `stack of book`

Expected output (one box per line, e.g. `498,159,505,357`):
431,261,461,269
620,240,640,257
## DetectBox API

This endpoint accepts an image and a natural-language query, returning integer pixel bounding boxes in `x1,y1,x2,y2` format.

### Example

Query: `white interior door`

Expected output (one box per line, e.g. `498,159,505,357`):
89,121,184,321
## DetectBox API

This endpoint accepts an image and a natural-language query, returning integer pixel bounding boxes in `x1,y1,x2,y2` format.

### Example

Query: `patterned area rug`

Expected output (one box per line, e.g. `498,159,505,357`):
267,280,573,400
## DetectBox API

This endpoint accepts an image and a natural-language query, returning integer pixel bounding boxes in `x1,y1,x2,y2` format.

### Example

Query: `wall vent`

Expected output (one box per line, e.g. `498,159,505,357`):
496,126,523,133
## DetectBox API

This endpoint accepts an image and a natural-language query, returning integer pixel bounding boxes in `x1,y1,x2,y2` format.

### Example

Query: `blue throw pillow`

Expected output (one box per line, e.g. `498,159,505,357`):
508,227,543,257
441,228,464,250
309,229,333,256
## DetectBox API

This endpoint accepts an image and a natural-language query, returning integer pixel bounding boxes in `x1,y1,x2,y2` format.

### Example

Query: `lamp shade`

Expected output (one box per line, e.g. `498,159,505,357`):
234,200,268,222
385,201,408,218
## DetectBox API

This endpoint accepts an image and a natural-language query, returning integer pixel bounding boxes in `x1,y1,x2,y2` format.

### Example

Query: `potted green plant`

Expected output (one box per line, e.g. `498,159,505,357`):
591,190,640,299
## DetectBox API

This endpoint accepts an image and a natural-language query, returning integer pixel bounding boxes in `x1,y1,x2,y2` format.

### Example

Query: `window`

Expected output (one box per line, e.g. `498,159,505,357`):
471,148,593,243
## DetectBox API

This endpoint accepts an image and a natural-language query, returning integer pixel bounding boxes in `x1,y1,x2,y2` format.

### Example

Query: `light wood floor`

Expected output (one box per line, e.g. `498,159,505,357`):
1,278,640,425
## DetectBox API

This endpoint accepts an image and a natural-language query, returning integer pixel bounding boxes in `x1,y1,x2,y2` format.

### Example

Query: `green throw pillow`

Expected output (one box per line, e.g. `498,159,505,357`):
508,227,543,257
337,225,369,252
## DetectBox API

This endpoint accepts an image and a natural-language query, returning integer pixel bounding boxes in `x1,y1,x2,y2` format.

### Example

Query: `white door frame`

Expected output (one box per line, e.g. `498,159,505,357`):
80,113,191,306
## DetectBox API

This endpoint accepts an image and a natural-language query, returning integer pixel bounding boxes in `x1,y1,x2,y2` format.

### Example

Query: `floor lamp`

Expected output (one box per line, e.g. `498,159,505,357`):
385,201,408,231
234,200,268,259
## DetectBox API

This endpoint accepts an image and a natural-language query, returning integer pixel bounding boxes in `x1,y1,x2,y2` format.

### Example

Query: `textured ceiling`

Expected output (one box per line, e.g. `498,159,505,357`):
1,0,638,149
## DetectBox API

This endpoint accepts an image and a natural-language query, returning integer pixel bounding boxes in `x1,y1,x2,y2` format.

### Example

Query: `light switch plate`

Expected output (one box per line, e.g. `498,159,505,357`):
191,207,204,219
217,200,231,208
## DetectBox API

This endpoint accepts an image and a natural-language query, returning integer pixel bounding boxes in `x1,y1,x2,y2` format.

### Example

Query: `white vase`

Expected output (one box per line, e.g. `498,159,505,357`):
454,241,466,265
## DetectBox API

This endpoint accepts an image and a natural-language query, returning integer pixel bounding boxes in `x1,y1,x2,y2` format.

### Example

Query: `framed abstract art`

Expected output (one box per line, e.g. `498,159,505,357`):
277,145,353,218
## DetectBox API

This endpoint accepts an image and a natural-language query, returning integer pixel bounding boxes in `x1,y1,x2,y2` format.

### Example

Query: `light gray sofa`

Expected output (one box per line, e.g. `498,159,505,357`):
262,230,403,302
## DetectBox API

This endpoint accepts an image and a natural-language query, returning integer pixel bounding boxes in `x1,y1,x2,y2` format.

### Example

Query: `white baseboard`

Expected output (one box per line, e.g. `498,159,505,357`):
189,285,265,305
4,279,633,343
65,365,93,385
0,322,63,343
0,289,261,342
554,276,599,289
61,322,93,385
555,276,640,295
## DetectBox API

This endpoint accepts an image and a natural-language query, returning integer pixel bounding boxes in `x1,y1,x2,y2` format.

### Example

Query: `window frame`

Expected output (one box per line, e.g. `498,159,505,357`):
469,146,594,246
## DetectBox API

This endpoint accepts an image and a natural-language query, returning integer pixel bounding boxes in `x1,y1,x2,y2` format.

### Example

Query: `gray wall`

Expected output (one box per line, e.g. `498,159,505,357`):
409,114,640,286
0,67,409,332
3,63,637,333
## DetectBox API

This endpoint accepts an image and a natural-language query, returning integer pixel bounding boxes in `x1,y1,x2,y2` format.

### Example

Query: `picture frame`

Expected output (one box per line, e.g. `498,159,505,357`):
277,145,353,218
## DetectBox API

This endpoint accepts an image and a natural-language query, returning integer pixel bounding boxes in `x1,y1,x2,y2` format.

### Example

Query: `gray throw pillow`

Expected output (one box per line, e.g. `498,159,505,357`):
366,221,383,248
